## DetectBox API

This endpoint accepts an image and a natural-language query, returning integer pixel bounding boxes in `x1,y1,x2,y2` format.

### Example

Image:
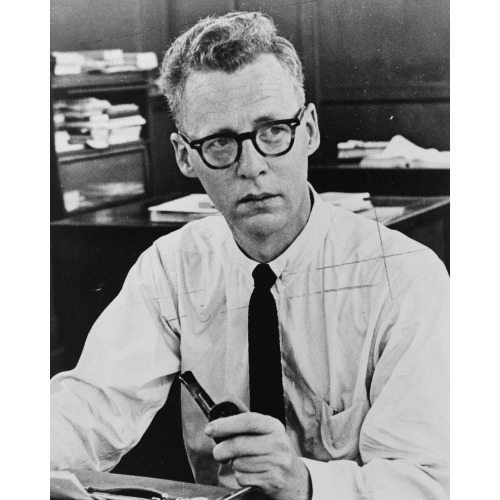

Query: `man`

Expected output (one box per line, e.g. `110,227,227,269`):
51,12,449,500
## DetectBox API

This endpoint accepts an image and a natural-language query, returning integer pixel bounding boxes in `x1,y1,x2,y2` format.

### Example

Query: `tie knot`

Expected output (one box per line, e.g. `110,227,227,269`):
252,264,277,290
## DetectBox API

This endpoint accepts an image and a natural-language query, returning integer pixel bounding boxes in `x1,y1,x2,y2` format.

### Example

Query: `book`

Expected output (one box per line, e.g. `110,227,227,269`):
81,182,144,201
56,97,111,113
149,194,220,222
107,108,142,119
337,140,389,160
53,112,65,128
53,63,82,75
83,51,156,74
107,103,140,118
55,130,70,142
52,50,158,76
55,130,85,153
107,114,146,129
359,135,450,169
63,115,109,127
63,190,84,212
108,125,143,144
57,143,86,153
123,51,159,70
79,48,124,63
101,64,139,74
150,211,222,223
319,191,373,212
52,51,85,75
52,51,85,65
63,109,108,120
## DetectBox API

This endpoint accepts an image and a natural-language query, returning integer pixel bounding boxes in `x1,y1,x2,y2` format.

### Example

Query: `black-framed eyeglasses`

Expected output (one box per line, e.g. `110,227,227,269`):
179,106,306,170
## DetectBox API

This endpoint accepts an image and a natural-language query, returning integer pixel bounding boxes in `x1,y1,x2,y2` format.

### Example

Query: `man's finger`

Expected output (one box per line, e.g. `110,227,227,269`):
212,433,281,462
233,469,289,495
232,455,273,473
233,469,272,488
206,412,281,440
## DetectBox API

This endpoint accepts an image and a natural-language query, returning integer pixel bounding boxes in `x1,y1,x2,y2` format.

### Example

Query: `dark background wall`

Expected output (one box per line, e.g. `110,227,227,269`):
51,0,450,174
50,0,171,55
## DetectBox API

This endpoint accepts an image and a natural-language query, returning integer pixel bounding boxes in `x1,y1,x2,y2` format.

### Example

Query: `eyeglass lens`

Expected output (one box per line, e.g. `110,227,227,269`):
202,123,294,168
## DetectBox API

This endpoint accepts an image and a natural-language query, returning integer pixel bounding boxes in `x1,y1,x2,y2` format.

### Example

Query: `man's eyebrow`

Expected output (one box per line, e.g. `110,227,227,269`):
233,112,289,131
252,113,286,126
205,126,236,136
198,112,289,137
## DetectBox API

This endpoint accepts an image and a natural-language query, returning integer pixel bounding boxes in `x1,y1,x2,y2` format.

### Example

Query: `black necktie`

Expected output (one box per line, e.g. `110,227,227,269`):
248,263,286,425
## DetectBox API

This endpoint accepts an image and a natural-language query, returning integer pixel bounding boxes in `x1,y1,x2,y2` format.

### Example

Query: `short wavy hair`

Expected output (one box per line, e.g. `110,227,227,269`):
159,11,305,127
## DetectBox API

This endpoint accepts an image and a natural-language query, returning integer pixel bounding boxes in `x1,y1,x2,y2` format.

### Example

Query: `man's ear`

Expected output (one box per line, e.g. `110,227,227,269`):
304,103,320,156
170,133,199,178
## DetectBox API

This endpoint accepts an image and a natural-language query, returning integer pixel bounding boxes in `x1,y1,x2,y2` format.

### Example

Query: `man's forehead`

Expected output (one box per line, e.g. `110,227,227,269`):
180,54,298,133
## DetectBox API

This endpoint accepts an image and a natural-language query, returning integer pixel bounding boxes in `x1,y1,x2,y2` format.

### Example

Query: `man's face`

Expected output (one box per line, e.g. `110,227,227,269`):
171,54,320,243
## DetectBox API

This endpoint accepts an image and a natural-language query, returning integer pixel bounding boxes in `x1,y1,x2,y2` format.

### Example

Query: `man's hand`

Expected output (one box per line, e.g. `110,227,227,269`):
205,398,312,500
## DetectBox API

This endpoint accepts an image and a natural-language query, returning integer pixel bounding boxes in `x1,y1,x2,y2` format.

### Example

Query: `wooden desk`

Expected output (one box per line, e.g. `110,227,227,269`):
70,470,254,499
370,196,449,271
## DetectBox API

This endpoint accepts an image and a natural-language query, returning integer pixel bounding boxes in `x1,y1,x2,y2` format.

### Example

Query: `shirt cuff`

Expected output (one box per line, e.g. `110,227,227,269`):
300,457,366,500
300,457,336,500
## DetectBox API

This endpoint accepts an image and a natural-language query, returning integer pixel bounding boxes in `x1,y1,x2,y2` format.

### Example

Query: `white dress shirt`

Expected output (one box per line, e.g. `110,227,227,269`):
51,187,449,500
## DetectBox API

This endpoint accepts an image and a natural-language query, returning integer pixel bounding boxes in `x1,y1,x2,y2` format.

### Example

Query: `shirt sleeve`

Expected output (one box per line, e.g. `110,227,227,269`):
301,252,450,500
50,244,182,472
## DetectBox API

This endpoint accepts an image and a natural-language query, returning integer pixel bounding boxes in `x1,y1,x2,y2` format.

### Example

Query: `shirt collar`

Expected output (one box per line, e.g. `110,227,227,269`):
224,184,331,289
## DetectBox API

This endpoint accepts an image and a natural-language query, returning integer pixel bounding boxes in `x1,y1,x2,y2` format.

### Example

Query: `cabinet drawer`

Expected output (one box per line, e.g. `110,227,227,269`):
58,143,148,213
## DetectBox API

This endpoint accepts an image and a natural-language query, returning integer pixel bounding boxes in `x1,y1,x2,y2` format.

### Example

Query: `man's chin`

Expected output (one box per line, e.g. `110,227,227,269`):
233,212,285,239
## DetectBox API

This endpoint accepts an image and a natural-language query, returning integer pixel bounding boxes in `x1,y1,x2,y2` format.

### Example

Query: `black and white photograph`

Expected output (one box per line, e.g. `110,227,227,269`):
43,1,460,498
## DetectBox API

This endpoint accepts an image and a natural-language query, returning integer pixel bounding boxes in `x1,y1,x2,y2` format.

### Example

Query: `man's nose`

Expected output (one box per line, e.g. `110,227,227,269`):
236,139,268,179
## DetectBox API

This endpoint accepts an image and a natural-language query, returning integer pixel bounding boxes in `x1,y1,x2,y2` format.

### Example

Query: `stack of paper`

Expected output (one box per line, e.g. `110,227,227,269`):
52,50,158,75
53,99,146,149
319,191,373,212
149,194,220,222
337,140,389,160
359,135,450,169
81,182,145,201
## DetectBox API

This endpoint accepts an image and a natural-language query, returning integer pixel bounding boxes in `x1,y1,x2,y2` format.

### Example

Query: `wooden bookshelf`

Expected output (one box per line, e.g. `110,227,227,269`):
50,70,155,220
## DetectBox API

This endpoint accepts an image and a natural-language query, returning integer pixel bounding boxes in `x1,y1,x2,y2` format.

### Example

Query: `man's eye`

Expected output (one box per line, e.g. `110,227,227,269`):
259,124,289,142
269,125,287,135
206,137,233,150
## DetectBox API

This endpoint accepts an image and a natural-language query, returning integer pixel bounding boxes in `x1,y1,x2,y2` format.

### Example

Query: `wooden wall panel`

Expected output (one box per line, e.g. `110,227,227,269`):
237,0,318,102
136,0,171,58
171,0,237,37
297,0,321,104
148,97,198,196
316,0,449,100
50,0,143,52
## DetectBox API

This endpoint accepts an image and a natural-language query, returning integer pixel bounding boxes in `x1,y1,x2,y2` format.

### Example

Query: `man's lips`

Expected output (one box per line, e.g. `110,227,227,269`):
239,193,278,203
